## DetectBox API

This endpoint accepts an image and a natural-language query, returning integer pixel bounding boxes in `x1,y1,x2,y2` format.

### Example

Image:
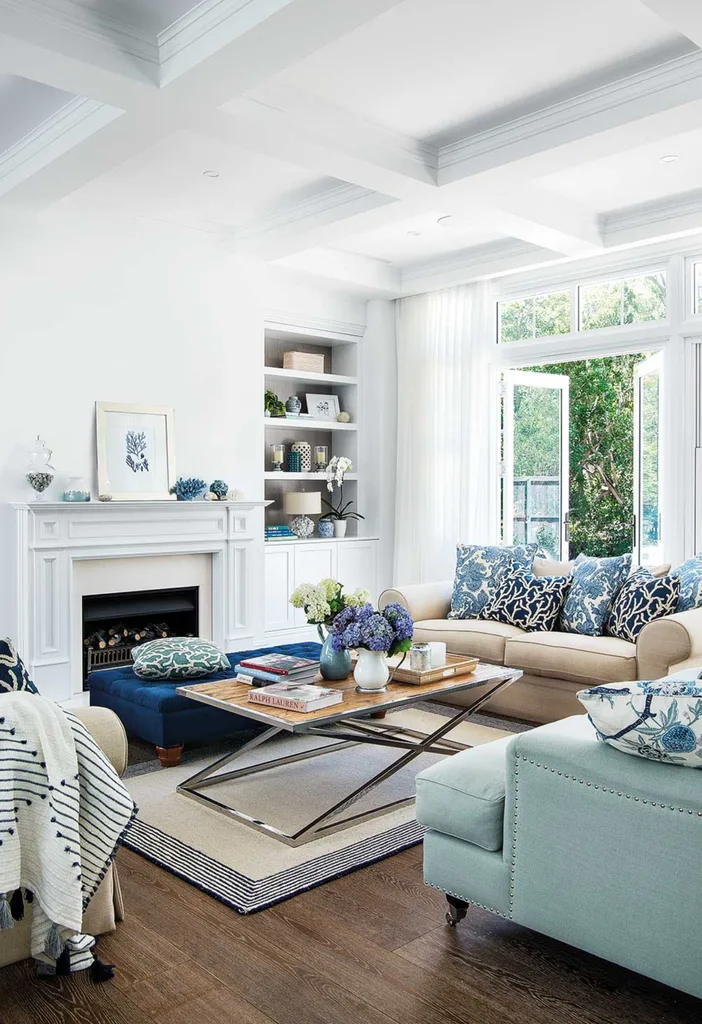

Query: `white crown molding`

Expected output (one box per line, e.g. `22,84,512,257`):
0,96,121,197
604,190,702,237
264,310,366,338
438,49,702,181
401,239,551,283
0,0,158,63
159,0,263,60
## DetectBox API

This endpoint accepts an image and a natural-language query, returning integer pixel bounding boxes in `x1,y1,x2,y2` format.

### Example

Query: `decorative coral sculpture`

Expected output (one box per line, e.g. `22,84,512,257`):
171,477,207,501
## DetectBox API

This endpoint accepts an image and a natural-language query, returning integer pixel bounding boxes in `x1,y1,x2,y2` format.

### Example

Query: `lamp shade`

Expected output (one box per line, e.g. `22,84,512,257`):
284,491,321,516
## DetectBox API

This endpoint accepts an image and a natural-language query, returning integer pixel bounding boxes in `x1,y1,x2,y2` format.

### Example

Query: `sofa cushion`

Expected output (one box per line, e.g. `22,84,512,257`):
448,543,537,620
0,639,38,695
413,619,525,664
606,568,680,644
416,734,513,850
482,565,571,633
670,554,702,612
533,556,574,577
505,631,638,685
579,680,702,768
560,553,632,636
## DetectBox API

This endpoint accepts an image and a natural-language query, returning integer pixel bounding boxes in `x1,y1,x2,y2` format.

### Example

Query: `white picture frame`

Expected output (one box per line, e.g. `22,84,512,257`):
305,394,340,420
96,402,176,500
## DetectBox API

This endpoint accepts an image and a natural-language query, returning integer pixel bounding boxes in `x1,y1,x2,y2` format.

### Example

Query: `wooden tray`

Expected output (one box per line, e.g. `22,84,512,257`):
349,651,479,685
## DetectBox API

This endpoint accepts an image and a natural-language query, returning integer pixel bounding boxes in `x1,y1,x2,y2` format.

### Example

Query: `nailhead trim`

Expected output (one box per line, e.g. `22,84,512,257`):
518,755,702,817
424,880,507,920
508,751,519,919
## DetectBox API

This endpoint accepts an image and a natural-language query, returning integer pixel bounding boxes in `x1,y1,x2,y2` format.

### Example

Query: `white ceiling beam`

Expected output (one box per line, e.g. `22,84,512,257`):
274,247,401,297
639,2,702,49
399,240,561,297
603,189,702,249
485,185,604,257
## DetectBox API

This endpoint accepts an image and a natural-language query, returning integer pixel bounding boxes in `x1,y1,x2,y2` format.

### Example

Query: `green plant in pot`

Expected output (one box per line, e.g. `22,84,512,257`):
290,578,370,680
320,456,363,538
265,390,286,417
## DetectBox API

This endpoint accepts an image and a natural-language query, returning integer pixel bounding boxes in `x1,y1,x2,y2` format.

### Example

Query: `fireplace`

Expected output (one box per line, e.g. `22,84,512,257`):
82,586,199,684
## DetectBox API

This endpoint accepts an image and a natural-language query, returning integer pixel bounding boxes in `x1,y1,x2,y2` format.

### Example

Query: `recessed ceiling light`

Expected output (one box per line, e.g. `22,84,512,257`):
660,154,679,164
407,230,421,236
203,169,220,178
437,214,452,225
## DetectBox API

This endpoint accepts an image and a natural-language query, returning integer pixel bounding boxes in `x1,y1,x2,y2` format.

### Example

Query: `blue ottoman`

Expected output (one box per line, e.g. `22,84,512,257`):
88,641,321,766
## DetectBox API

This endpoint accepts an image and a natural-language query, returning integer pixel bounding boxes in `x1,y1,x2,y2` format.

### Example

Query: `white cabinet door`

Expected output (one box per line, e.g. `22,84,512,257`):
264,545,295,633
337,541,378,599
293,544,336,627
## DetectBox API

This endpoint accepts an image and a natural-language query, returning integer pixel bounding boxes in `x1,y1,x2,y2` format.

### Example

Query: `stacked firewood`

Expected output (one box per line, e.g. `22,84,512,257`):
84,622,173,650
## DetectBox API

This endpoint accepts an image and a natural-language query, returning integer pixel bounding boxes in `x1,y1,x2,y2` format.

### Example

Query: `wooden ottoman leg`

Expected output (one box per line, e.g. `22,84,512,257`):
156,744,184,768
445,894,469,927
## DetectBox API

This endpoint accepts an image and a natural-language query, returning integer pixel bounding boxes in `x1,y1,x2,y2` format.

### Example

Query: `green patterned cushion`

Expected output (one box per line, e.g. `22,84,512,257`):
132,637,231,681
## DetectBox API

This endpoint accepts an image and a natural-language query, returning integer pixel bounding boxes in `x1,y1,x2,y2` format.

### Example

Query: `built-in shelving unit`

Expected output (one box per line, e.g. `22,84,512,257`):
263,320,361,536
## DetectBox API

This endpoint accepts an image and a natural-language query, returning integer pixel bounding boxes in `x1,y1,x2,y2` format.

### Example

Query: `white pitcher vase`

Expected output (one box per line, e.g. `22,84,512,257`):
353,649,389,692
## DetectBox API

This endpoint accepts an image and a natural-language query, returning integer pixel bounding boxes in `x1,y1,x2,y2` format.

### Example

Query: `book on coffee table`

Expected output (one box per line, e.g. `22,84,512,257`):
248,682,342,713
235,666,320,687
238,653,320,677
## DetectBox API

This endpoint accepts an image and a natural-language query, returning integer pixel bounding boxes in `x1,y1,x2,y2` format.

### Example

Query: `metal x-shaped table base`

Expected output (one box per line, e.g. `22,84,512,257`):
177,673,518,847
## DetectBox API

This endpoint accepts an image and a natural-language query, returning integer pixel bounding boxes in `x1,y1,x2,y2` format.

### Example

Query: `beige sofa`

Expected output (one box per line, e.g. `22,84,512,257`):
0,706,128,968
380,558,702,723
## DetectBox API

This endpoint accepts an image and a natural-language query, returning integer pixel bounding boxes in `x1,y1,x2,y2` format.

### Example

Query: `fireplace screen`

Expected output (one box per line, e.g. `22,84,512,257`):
82,586,199,685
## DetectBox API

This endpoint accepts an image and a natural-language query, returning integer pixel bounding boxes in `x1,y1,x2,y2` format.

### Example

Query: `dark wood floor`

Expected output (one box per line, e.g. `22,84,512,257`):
1,846,699,1024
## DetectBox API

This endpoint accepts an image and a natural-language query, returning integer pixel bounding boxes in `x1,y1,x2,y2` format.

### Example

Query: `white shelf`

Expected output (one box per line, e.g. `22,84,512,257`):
264,472,358,481
264,418,357,432
264,366,357,386
265,536,379,545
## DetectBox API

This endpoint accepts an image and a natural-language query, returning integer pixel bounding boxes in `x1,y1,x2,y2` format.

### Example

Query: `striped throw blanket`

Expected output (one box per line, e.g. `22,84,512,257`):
0,692,135,974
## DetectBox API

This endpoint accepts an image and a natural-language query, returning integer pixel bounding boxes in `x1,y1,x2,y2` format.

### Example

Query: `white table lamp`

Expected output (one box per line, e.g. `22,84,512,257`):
284,491,321,539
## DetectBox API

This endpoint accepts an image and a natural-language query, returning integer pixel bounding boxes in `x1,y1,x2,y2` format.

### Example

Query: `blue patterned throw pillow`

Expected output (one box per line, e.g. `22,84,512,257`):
449,543,538,619
0,639,38,694
670,555,702,612
133,637,231,681
481,565,570,632
579,680,702,767
606,568,680,644
560,552,632,636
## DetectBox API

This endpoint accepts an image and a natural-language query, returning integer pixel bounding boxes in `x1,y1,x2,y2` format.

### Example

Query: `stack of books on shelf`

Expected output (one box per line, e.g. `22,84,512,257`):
235,652,322,688
265,525,295,541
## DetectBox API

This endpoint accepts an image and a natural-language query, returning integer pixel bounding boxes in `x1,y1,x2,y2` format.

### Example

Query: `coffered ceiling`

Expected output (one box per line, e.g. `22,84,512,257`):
3,0,702,295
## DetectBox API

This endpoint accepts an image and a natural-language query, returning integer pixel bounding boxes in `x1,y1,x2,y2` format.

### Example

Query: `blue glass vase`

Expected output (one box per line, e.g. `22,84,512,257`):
318,627,351,681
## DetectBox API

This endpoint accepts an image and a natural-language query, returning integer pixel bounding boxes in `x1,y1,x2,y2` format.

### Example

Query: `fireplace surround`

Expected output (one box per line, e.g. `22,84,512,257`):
9,500,270,701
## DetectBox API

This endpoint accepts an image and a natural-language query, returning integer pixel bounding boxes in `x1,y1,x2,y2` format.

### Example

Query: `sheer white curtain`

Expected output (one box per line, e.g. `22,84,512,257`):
394,282,494,584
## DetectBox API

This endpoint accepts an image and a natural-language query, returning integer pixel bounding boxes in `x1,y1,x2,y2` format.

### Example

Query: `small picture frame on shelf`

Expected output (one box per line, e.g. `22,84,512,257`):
305,394,340,420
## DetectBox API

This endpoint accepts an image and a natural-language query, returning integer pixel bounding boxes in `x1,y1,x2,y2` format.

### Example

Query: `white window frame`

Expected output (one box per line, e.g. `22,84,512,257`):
577,267,668,334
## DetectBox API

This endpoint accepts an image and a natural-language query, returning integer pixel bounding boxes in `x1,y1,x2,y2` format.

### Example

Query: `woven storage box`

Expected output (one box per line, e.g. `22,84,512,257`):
283,351,325,373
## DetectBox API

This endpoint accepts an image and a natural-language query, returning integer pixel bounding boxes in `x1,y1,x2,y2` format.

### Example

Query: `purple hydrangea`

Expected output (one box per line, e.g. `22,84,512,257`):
331,601,414,656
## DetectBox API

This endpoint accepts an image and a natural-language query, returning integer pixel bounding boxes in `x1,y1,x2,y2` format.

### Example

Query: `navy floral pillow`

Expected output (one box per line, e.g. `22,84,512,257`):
0,639,38,695
560,553,632,636
449,543,538,620
606,568,680,644
481,565,570,632
670,555,702,612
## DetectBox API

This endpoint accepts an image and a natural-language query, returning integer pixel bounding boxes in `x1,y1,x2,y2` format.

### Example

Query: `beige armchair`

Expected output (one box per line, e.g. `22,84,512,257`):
380,574,702,723
0,705,128,968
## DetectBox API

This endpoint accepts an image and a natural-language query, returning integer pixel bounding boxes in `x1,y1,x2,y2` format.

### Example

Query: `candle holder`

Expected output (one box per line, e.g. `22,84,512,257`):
314,445,329,471
270,444,285,472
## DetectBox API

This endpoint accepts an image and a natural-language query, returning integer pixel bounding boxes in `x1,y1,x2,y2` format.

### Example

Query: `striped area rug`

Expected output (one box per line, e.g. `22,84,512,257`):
123,707,526,914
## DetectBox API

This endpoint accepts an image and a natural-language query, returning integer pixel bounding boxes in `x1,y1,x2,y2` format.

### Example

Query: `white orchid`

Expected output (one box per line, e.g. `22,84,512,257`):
325,456,353,493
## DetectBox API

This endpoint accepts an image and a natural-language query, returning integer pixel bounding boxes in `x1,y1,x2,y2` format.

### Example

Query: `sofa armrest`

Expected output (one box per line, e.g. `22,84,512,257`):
636,607,702,679
379,581,453,621
72,706,128,777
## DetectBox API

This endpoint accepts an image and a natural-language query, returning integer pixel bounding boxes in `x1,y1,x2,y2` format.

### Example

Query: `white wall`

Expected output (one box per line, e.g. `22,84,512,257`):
0,209,265,505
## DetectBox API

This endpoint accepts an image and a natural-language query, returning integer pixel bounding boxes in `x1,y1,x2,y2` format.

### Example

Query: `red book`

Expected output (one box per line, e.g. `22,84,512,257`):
238,653,320,676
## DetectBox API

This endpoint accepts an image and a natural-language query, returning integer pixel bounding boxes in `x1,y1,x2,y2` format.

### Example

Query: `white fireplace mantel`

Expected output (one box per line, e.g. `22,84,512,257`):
10,500,271,701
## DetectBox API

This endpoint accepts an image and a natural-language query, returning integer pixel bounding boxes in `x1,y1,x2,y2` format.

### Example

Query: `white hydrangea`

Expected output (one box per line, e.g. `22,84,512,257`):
344,588,370,607
319,577,342,601
289,582,330,623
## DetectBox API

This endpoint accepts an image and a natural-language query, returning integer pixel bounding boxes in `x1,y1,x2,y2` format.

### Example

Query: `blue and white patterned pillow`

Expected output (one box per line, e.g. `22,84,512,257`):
560,552,632,636
606,568,680,644
579,680,702,767
0,639,38,695
670,555,702,612
481,565,570,632
448,543,538,619
133,637,231,681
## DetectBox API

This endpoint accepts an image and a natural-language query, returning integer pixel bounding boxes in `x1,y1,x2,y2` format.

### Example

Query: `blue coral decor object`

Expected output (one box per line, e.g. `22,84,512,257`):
172,477,207,501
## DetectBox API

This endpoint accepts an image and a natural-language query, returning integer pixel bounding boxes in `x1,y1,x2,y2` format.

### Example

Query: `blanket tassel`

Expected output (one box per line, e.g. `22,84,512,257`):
0,894,14,930
9,889,24,922
91,955,116,982
44,923,65,960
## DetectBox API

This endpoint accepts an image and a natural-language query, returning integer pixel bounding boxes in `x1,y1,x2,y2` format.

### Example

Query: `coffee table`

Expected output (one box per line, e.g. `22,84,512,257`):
176,663,522,847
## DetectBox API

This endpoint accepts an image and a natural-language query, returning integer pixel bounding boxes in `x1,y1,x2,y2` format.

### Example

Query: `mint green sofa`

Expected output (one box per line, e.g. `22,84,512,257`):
416,709,702,1001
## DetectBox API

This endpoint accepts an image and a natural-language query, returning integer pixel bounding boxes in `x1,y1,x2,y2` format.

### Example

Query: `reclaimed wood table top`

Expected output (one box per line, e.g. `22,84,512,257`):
177,662,521,733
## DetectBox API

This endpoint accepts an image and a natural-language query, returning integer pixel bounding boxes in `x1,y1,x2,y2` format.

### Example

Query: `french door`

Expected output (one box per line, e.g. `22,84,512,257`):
503,370,570,560
633,352,662,565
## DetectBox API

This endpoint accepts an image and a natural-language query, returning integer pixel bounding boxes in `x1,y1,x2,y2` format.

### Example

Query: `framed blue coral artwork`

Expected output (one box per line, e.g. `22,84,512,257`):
96,402,176,500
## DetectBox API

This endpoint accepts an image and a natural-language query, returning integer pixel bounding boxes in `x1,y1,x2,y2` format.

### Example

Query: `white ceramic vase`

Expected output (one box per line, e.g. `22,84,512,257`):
353,649,389,692
333,519,347,538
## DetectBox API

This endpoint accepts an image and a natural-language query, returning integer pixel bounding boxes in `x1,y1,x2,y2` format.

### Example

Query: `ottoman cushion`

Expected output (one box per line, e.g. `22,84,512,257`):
416,735,512,851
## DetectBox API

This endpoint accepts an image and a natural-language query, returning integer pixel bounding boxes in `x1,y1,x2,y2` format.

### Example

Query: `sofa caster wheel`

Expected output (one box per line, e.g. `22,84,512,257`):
445,894,469,927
